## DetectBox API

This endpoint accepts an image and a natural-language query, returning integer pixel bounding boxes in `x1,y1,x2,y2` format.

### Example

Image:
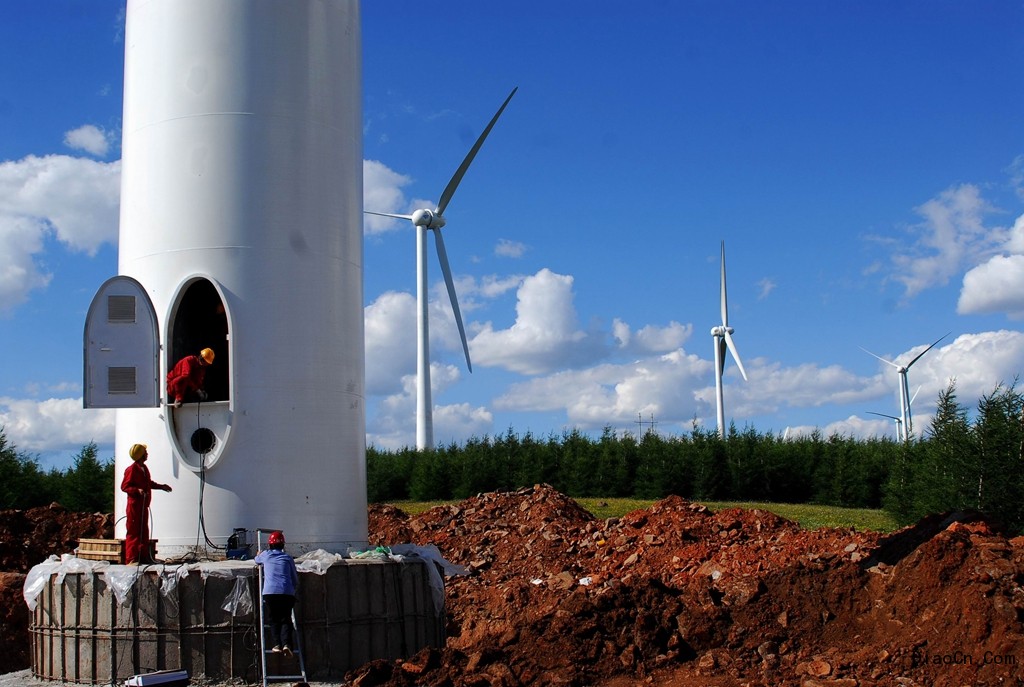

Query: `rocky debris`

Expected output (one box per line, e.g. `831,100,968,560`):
0,503,113,573
2,489,1023,686
0,503,112,675
0,572,29,675
358,484,1024,687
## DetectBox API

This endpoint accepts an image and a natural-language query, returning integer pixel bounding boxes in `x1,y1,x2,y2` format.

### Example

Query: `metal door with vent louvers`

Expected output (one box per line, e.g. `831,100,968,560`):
83,275,160,408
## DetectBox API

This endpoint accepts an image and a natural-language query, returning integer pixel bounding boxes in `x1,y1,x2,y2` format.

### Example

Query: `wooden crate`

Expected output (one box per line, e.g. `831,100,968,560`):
77,538,124,563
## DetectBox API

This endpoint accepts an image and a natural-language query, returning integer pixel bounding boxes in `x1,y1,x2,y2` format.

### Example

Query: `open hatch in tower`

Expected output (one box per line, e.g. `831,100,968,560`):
168,278,230,404
166,276,234,470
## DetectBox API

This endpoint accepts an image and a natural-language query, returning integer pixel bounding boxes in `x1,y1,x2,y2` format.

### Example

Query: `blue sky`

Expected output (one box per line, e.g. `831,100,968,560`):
2,1,1024,470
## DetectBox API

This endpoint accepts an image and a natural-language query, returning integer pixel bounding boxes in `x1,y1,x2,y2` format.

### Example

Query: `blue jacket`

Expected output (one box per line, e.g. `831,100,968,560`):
255,549,298,596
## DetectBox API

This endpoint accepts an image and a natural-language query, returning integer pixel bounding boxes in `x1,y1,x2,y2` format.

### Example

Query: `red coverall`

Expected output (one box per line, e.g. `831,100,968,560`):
166,354,207,404
120,461,167,563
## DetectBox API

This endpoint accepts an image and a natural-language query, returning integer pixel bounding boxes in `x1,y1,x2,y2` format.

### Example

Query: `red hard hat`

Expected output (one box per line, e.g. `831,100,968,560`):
268,531,285,547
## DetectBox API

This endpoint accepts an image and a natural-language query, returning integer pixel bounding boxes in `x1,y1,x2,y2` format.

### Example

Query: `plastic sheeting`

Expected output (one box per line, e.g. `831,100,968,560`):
23,555,261,614
24,545,469,617
388,544,470,615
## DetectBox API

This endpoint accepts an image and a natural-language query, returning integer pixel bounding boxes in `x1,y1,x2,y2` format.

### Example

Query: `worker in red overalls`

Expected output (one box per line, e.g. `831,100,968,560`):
167,347,215,408
120,443,172,564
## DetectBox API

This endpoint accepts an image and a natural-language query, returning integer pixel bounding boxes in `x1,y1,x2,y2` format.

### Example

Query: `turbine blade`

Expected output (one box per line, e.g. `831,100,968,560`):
909,384,923,407
905,332,949,369
435,87,518,216
867,411,900,421
859,346,900,369
719,241,729,326
433,229,472,372
723,329,747,381
717,338,727,375
364,210,414,220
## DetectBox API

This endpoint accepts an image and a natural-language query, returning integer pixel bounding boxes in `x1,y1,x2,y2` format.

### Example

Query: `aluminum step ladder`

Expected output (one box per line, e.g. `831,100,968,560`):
255,529,307,687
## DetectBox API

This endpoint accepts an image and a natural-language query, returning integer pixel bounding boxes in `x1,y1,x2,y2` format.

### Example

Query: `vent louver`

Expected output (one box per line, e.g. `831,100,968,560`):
108,367,137,394
107,295,136,323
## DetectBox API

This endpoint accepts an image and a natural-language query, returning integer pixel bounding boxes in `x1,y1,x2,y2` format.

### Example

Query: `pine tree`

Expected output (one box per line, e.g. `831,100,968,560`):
61,442,115,513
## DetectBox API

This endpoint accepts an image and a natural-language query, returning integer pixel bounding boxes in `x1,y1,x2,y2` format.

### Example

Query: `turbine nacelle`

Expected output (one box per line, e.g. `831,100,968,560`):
710,325,734,337
412,208,446,230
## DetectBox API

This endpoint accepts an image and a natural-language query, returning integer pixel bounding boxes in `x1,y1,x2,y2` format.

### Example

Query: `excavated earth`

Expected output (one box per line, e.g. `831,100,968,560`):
0,504,113,675
359,485,1024,687
2,488,1024,687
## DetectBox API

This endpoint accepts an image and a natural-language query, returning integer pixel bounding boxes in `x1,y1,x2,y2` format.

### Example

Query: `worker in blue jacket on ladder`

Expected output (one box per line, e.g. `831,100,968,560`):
255,530,299,656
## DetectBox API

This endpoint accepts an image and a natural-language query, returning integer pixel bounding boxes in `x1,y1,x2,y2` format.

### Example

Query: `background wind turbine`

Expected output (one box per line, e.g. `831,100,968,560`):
867,410,905,442
710,241,747,438
861,333,948,441
367,87,517,450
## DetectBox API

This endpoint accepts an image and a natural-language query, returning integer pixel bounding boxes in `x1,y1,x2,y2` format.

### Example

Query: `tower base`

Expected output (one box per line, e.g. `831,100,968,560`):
29,557,445,683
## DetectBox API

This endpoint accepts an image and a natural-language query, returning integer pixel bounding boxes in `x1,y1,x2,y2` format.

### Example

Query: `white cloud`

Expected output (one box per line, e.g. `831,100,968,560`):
0,396,115,453
63,125,111,157
918,330,1024,403
495,349,710,430
364,291,416,395
612,319,692,353
958,254,1024,318
1008,213,1024,254
494,238,527,258
630,322,691,353
0,154,121,313
431,402,494,446
784,415,900,441
757,277,777,300
363,159,413,235
474,274,524,299
1009,154,1024,201
0,216,51,313
471,268,607,375
890,184,1004,298
365,363,489,450
957,213,1024,318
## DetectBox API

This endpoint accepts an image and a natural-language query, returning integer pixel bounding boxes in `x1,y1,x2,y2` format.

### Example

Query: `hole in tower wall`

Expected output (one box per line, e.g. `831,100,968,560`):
170,279,230,403
190,427,217,454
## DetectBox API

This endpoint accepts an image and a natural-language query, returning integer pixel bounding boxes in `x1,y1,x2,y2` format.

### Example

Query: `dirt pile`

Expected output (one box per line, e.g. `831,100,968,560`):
2,492,1022,686
0,503,113,675
361,484,1024,687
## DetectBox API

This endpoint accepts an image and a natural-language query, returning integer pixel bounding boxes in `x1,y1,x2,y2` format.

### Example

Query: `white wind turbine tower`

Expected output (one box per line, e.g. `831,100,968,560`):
367,87,517,450
710,241,748,438
861,333,948,441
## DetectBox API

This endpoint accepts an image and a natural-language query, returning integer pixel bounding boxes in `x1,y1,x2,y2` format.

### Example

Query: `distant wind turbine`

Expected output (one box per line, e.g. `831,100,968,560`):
867,410,905,442
861,333,948,441
366,87,517,450
711,241,747,438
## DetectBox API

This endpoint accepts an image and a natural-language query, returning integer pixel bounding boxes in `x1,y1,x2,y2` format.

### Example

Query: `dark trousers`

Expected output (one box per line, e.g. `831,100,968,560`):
264,594,295,648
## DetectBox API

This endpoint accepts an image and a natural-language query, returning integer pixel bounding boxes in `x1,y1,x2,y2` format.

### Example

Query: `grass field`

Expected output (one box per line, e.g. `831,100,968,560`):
383,497,902,532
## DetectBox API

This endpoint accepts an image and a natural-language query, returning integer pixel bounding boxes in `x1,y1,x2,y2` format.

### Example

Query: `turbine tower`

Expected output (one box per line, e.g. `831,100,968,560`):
861,333,948,441
367,88,516,449
710,241,747,438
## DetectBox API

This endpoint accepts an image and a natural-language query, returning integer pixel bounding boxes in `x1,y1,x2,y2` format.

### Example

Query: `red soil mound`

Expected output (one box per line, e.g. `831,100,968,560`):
0,503,112,674
2,492,1022,687
361,484,1024,687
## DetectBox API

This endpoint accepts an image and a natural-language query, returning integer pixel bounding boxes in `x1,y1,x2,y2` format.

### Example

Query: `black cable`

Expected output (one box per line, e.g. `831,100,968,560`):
192,397,224,555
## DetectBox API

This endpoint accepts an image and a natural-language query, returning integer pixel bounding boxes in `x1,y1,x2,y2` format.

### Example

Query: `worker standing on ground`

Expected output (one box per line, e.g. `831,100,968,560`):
255,531,299,656
120,443,172,564
167,347,214,408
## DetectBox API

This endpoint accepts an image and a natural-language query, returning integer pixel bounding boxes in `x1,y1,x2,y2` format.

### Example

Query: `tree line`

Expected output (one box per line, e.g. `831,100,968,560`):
0,434,114,513
369,381,1024,534
2,380,1021,532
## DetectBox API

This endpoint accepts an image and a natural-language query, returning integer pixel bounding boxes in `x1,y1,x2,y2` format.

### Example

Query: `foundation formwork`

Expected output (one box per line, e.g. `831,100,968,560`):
29,558,445,684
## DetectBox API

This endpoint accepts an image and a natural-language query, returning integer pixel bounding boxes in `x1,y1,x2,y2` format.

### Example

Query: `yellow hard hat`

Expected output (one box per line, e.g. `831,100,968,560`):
200,348,215,364
129,443,147,460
